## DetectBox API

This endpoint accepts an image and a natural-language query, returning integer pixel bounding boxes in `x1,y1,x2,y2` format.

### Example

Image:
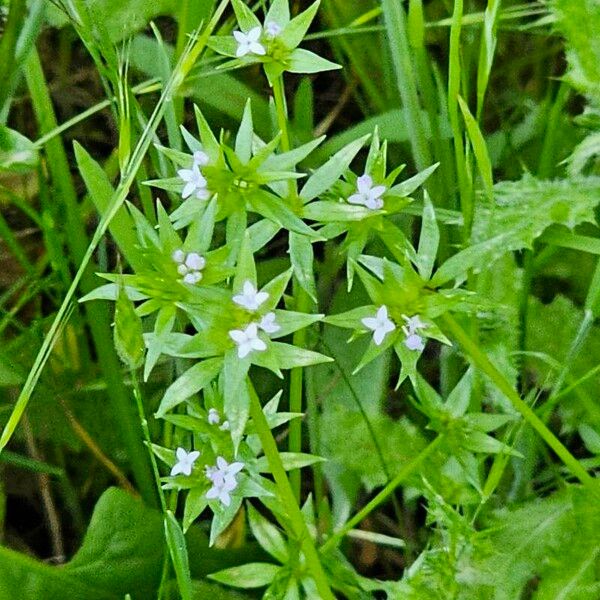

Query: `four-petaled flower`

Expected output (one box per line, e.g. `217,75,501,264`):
173,250,206,284
229,323,267,358
401,314,427,352
234,27,266,58
362,305,396,346
233,281,269,311
264,21,282,38
171,447,200,477
348,174,387,210
178,164,211,200
258,312,280,334
205,457,245,507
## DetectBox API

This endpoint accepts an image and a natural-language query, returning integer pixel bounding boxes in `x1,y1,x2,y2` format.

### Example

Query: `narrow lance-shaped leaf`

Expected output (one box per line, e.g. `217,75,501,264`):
164,511,193,600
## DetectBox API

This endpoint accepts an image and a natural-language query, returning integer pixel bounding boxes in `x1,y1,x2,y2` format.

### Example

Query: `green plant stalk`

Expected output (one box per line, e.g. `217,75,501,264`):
23,48,156,503
248,386,335,600
130,371,172,600
131,373,167,513
441,313,597,490
273,73,306,500
0,0,230,456
321,434,444,553
381,0,431,172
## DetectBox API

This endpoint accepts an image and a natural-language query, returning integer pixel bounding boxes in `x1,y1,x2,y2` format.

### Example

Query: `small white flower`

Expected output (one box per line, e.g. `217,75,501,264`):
178,164,209,200
403,331,426,352
207,408,220,425
402,314,427,334
219,420,230,431
264,21,282,38
348,174,387,210
233,280,269,311
193,150,210,167
205,457,244,507
185,252,206,271
172,249,185,264
229,323,267,358
170,447,200,477
258,312,280,334
233,27,266,57
362,305,396,346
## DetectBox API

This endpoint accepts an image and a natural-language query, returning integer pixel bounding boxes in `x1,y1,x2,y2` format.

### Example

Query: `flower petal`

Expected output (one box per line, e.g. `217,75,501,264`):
247,26,262,42
357,174,372,194
229,329,246,343
347,193,366,206
250,42,266,55
236,44,249,58
361,316,379,330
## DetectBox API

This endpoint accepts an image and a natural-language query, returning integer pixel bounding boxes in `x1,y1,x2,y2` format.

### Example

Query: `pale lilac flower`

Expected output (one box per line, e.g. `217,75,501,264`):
403,331,426,352
348,174,386,210
401,314,427,352
171,447,200,477
207,408,221,425
173,250,206,285
402,314,427,334
362,305,396,346
233,281,269,311
178,164,210,200
233,27,266,57
264,21,282,38
219,420,230,431
193,150,210,167
185,252,206,271
258,312,280,334
205,457,244,507
229,323,267,358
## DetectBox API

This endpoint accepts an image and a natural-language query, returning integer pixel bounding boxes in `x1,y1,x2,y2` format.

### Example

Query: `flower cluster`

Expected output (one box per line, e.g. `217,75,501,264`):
228,281,281,358
172,250,206,284
205,457,245,507
361,307,428,351
208,408,230,431
402,314,428,351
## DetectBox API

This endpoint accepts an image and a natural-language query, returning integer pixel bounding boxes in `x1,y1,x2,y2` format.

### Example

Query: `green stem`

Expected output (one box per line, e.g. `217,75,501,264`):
131,372,167,513
272,75,291,153
273,74,306,499
248,386,335,600
321,435,444,553
441,313,597,490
